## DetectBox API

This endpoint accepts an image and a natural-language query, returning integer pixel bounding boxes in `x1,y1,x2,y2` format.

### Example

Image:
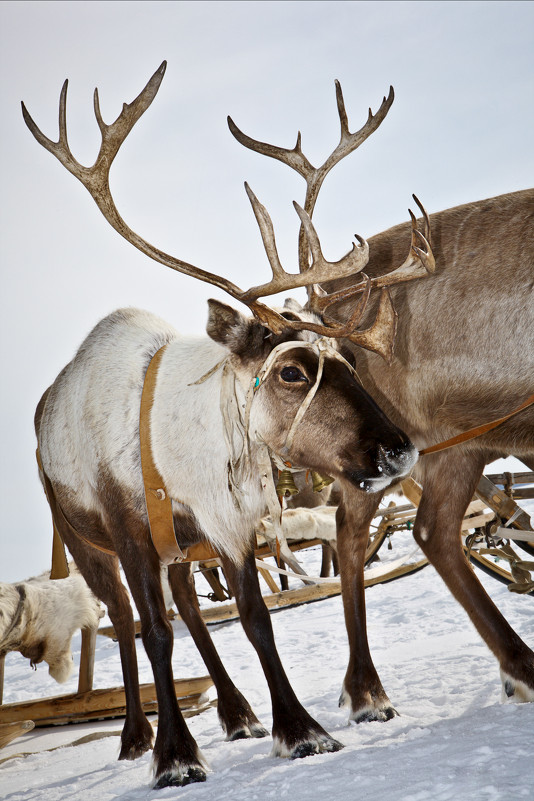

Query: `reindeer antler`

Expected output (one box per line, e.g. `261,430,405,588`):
229,81,395,275
22,63,434,349
228,82,435,358
21,62,378,338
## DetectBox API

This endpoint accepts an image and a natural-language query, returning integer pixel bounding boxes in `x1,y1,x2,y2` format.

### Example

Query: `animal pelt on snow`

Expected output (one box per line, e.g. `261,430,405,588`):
0,564,103,683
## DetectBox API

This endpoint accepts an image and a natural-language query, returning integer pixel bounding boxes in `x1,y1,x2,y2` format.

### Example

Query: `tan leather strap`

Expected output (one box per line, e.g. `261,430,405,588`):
419,393,534,456
139,346,219,565
37,448,115,579
140,345,185,565
37,347,218,574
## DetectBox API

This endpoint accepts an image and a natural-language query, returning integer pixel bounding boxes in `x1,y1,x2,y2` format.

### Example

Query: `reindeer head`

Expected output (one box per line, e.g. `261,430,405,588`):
205,297,416,493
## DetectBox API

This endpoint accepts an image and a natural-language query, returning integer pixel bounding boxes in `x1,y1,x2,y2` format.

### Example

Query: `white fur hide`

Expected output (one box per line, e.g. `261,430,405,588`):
0,565,103,683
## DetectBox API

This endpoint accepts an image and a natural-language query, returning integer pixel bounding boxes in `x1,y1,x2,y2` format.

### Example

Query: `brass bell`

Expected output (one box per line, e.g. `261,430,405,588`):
311,470,335,493
276,469,299,498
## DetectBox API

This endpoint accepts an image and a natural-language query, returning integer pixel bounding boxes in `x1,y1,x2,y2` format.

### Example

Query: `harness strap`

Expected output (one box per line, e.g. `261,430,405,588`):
36,448,115,579
419,393,534,456
140,346,218,565
38,349,217,575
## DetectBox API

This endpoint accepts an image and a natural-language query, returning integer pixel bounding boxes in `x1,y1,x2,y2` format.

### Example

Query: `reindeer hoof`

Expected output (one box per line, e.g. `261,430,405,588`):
118,721,154,760
291,737,343,759
351,704,398,724
272,730,343,759
339,685,398,723
118,740,152,760
500,670,534,703
227,722,269,741
153,766,207,789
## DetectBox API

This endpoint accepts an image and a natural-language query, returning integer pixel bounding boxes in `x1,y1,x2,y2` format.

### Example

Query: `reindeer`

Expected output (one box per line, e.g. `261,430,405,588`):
22,63,434,788
229,101,534,720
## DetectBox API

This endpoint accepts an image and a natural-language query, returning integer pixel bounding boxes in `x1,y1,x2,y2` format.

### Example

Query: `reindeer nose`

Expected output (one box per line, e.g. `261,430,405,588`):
378,440,418,476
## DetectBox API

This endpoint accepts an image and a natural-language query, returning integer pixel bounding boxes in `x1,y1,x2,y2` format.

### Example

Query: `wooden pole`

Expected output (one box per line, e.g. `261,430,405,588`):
0,652,5,706
77,627,97,694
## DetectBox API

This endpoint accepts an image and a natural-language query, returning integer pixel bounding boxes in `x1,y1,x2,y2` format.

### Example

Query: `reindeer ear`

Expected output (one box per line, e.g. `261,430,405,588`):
206,299,247,346
206,298,267,356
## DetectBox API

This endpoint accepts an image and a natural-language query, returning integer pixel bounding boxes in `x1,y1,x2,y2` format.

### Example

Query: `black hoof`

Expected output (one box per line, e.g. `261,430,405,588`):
153,766,207,789
292,742,319,759
290,736,344,759
228,723,269,741
353,705,398,724
118,738,152,761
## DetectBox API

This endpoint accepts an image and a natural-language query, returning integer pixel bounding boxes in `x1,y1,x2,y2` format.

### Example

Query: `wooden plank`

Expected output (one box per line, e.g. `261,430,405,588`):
401,477,489,522
256,562,281,593
485,471,534,486
475,475,532,530
0,675,213,727
0,720,35,749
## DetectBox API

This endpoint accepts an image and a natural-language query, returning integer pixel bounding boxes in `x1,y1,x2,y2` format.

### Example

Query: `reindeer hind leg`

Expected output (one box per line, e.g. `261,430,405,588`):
414,450,534,703
56,524,154,760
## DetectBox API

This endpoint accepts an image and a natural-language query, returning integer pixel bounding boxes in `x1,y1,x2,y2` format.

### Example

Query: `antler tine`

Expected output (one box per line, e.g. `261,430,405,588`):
22,80,79,177
228,116,315,183
325,83,395,185
229,82,394,215
412,193,432,249
244,182,285,280
240,195,370,303
293,202,369,282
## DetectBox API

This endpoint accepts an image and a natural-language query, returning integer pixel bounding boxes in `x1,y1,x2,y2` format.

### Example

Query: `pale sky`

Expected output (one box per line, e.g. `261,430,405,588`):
1,1,533,582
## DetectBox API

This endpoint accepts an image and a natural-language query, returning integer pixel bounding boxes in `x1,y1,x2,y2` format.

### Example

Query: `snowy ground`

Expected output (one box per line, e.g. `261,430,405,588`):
1,467,533,801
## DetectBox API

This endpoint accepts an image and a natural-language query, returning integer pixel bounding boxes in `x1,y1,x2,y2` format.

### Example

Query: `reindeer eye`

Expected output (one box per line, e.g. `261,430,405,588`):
280,366,308,383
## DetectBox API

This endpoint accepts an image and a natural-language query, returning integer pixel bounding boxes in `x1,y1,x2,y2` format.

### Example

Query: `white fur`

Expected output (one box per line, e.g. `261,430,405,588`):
0,566,103,682
257,506,337,545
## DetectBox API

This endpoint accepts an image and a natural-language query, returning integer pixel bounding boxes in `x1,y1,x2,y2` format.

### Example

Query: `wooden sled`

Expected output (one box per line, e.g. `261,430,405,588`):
402,471,534,595
0,624,213,727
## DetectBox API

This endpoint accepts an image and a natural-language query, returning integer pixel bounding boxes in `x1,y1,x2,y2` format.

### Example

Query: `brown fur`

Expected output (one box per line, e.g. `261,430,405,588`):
329,189,534,719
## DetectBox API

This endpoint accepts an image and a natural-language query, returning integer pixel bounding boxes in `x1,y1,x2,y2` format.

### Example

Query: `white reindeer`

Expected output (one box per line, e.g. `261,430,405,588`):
23,63,433,788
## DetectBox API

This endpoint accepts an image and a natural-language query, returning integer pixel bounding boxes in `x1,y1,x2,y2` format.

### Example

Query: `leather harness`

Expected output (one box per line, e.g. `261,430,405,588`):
40,345,217,579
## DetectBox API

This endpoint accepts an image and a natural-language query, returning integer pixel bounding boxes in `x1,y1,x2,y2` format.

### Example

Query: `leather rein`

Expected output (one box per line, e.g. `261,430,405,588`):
419,393,534,456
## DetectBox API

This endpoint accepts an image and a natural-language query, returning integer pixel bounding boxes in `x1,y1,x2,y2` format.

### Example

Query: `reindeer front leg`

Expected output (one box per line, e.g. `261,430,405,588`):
117,536,207,788
219,550,343,758
336,485,398,722
167,561,268,740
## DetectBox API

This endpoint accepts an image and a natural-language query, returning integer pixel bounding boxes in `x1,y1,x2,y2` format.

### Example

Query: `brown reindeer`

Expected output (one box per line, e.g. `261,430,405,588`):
23,63,435,788
230,109,534,718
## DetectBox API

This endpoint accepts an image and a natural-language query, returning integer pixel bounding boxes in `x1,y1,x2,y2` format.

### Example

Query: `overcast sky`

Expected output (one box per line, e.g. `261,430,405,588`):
1,1,533,582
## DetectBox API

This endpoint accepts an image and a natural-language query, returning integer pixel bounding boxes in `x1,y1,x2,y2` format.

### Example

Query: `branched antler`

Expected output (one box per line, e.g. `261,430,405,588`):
22,63,434,350
229,81,395,275
228,83,435,358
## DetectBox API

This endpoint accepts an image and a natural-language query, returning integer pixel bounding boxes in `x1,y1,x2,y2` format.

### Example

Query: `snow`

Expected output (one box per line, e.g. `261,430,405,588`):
1,468,533,800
